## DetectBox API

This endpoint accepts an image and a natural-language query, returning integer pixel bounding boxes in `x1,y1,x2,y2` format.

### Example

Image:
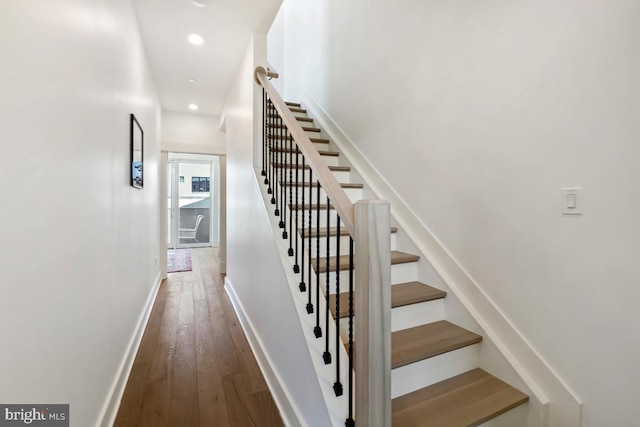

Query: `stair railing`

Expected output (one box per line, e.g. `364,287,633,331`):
255,66,391,426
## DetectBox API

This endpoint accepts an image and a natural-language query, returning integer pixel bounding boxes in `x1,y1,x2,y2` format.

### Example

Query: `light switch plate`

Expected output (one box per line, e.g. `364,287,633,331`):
561,187,582,215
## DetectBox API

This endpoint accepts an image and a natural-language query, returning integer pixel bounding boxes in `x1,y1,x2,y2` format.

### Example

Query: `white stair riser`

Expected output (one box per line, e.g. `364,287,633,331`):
278,170,351,183
301,235,352,257
290,153,341,167
391,344,480,398
391,299,445,332
314,186,362,202
391,262,418,284
311,261,417,293
336,298,445,341
299,209,341,227
299,233,397,257
278,185,361,202
270,140,329,153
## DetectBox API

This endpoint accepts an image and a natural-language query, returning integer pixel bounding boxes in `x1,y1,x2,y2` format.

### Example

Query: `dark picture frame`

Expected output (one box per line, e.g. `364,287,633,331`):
130,113,143,189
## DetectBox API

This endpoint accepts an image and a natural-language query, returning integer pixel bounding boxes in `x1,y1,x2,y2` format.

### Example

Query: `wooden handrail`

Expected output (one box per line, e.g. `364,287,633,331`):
255,66,355,237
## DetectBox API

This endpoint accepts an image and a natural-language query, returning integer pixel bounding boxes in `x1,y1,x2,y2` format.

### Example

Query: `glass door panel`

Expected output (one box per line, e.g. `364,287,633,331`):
167,161,173,246
178,162,211,247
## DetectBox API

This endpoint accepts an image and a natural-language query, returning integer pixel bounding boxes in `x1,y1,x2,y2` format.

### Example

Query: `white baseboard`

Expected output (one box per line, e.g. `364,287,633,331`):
303,93,582,427
224,278,303,427
97,272,162,427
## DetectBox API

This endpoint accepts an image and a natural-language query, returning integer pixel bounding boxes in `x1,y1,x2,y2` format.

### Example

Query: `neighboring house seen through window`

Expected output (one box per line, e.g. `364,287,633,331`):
192,176,210,192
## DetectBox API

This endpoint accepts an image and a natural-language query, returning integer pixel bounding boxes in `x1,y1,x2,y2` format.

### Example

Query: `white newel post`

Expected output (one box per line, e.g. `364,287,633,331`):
354,200,391,427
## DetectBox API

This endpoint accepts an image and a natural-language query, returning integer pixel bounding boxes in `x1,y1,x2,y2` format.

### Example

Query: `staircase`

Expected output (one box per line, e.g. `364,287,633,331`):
274,101,529,426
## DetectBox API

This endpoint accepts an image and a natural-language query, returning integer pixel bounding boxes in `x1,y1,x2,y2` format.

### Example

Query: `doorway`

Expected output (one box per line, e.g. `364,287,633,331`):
167,154,220,249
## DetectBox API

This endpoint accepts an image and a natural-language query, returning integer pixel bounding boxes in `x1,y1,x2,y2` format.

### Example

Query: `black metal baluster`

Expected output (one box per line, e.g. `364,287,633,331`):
262,90,266,177
279,121,286,229
274,116,281,214
314,179,322,338
288,134,294,253
269,101,275,199
281,124,288,234
298,156,305,289
266,99,272,190
346,237,355,427
306,169,314,314
334,214,343,396
323,196,332,364
293,138,300,271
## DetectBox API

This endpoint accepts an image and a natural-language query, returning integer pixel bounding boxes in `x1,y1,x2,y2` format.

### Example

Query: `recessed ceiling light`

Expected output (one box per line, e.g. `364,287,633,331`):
188,34,204,46
192,0,209,7
188,104,199,111
188,78,197,83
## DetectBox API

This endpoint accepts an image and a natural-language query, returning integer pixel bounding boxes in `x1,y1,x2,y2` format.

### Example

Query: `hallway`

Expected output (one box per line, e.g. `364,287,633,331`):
115,248,284,426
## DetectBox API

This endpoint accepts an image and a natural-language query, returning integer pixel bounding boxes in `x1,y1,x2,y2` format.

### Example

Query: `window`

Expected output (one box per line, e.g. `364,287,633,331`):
179,176,184,183
192,177,210,192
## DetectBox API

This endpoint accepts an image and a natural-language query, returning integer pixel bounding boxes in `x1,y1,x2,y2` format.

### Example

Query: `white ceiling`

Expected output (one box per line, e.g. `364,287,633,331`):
132,0,281,117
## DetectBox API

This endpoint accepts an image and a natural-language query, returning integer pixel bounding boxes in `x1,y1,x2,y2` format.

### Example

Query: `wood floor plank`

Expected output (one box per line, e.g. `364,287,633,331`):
168,394,199,427
172,323,197,398
177,281,195,326
137,341,174,426
253,391,285,427
116,248,282,426
114,362,150,427
222,373,262,427
228,321,269,394
158,284,181,344
194,299,230,427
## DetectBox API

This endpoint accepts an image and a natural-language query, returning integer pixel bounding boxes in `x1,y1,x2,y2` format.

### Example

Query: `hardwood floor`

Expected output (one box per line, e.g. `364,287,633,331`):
115,248,284,427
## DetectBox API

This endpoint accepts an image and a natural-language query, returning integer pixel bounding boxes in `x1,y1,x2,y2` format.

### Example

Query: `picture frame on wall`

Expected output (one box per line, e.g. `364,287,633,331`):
130,113,143,189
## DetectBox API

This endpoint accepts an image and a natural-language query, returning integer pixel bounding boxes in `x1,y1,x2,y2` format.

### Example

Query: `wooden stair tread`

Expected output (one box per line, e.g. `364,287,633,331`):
329,282,446,318
280,181,363,189
269,124,321,132
273,164,349,171
301,226,397,238
268,136,329,144
285,101,301,107
392,368,529,427
393,281,447,307
272,147,339,156
309,137,329,144
268,114,312,123
392,321,482,369
289,107,307,113
312,251,419,274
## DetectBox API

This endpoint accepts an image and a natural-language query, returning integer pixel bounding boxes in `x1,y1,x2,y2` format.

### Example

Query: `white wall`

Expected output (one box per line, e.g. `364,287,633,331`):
161,110,226,154
271,1,640,426
0,1,161,426
222,34,331,426
266,5,285,94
